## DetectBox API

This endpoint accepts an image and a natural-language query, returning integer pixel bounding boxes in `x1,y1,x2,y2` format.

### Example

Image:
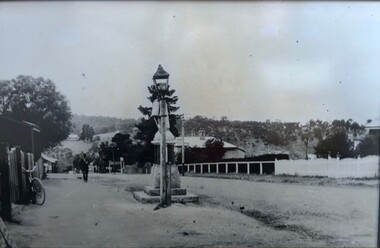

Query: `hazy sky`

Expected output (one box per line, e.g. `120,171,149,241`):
1,1,379,124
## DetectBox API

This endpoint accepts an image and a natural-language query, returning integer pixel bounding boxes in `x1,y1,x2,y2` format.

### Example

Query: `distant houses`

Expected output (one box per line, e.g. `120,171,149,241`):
67,133,80,141
365,125,380,137
41,153,59,173
349,122,380,150
174,130,245,160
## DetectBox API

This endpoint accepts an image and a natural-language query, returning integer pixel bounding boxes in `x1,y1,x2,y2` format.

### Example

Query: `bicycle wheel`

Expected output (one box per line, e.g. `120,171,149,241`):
31,178,46,205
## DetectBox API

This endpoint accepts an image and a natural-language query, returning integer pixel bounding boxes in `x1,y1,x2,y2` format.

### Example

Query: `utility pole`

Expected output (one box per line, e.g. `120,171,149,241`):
181,114,185,176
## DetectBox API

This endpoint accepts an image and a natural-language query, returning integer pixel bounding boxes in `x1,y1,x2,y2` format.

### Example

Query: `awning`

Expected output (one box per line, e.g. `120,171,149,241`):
41,153,58,163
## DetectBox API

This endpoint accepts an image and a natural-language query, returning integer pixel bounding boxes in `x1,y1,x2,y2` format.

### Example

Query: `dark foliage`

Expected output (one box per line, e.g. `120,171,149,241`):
315,131,354,158
135,84,180,163
0,76,72,148
80,124,95,141
179,138,225,163
94,141,114,172
204,138,225,161
184,116,301,146
111,132,144,166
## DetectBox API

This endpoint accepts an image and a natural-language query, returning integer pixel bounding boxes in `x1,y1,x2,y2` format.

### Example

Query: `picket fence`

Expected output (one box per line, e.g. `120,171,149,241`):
275,156,379,178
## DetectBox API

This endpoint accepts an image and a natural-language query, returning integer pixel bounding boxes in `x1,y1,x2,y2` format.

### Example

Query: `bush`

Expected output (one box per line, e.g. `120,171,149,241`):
315,131,354,158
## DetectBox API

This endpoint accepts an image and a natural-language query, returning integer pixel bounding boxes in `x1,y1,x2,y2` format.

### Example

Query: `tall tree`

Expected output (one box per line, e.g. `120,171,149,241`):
0,75,72,147
135,84,180,163
299,120,315,160
315,131,354,158
329,119,365,136
80,124,95,141
137,84,179,136
204,138,225,161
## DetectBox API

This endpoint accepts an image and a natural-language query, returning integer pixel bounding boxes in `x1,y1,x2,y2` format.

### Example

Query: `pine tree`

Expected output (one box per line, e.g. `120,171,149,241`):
80,124,95,141
135,84,180,163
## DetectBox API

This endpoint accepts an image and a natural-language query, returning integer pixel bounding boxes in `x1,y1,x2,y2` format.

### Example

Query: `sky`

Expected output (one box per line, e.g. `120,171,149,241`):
0,1,379,125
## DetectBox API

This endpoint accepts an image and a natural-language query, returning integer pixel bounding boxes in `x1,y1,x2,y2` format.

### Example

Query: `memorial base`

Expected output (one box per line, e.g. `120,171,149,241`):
133,164,198,204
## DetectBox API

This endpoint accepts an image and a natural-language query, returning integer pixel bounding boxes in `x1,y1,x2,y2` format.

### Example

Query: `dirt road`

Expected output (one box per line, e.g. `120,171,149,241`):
6,173,378,247
181,176,378,247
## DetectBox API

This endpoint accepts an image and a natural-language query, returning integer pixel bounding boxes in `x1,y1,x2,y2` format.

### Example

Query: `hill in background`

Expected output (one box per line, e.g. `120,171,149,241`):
58,140,93,155
183,116,314,159
70,114,367,159
71,114,137,135
68,115,314,159
94,130,121,143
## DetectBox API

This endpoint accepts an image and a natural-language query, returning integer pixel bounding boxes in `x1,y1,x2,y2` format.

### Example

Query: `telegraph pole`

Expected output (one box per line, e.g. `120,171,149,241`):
181,114,185,176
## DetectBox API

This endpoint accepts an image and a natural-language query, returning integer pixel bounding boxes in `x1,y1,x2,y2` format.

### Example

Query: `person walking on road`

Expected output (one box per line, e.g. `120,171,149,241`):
80,153,89,182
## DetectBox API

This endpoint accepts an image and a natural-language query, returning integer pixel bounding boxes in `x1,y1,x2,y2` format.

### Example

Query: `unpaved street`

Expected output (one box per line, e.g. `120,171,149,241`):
181,176,379,247
6,173,378,247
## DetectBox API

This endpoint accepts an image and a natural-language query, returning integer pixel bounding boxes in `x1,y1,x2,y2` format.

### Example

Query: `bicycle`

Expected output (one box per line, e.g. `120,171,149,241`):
22,167,46,205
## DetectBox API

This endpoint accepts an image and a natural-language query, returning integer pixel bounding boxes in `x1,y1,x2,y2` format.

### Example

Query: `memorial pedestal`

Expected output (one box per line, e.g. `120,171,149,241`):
133,164,198,204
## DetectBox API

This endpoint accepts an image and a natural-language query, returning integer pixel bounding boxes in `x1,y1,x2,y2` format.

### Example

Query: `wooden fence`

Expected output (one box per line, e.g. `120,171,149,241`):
1,143,39,220
8,147,35,204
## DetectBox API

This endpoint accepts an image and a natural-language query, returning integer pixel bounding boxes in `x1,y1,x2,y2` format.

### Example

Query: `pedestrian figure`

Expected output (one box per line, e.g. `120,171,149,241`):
81,153,89,182
112,163,116,175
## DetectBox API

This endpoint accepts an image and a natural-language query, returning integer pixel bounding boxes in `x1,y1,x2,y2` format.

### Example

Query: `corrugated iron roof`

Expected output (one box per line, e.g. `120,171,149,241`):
0,115,40,131
41,153,58,163
174,136,245,152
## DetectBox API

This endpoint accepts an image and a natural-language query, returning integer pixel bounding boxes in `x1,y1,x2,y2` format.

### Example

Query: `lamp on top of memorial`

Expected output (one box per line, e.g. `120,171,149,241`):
152,64,170,93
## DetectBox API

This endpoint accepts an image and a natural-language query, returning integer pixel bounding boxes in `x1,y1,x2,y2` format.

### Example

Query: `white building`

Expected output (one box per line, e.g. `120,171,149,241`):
174,133,245,160
67,133,79,141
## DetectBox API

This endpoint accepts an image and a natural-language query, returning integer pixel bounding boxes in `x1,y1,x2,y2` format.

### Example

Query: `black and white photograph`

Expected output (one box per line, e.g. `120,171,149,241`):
0,1,379,247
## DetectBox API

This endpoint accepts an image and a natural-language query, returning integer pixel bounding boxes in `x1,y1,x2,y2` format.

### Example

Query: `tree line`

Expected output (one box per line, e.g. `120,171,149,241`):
0,76,72,148
2,75,377,170
184,116,378,159
71,114,136,135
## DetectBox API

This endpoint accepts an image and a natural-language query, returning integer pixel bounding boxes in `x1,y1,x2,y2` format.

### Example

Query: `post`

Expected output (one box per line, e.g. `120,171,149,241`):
336,154,340,178
328,153,331,177
274,158,277,175
247,163,250,175
112,147,115,174
181,115,185,176
0,143,12,221
236,163,238,174
120,157,124,174
216,163,219,173
160,99,170,206
15,147,25,204
31,128,35,156
260,162,263,175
